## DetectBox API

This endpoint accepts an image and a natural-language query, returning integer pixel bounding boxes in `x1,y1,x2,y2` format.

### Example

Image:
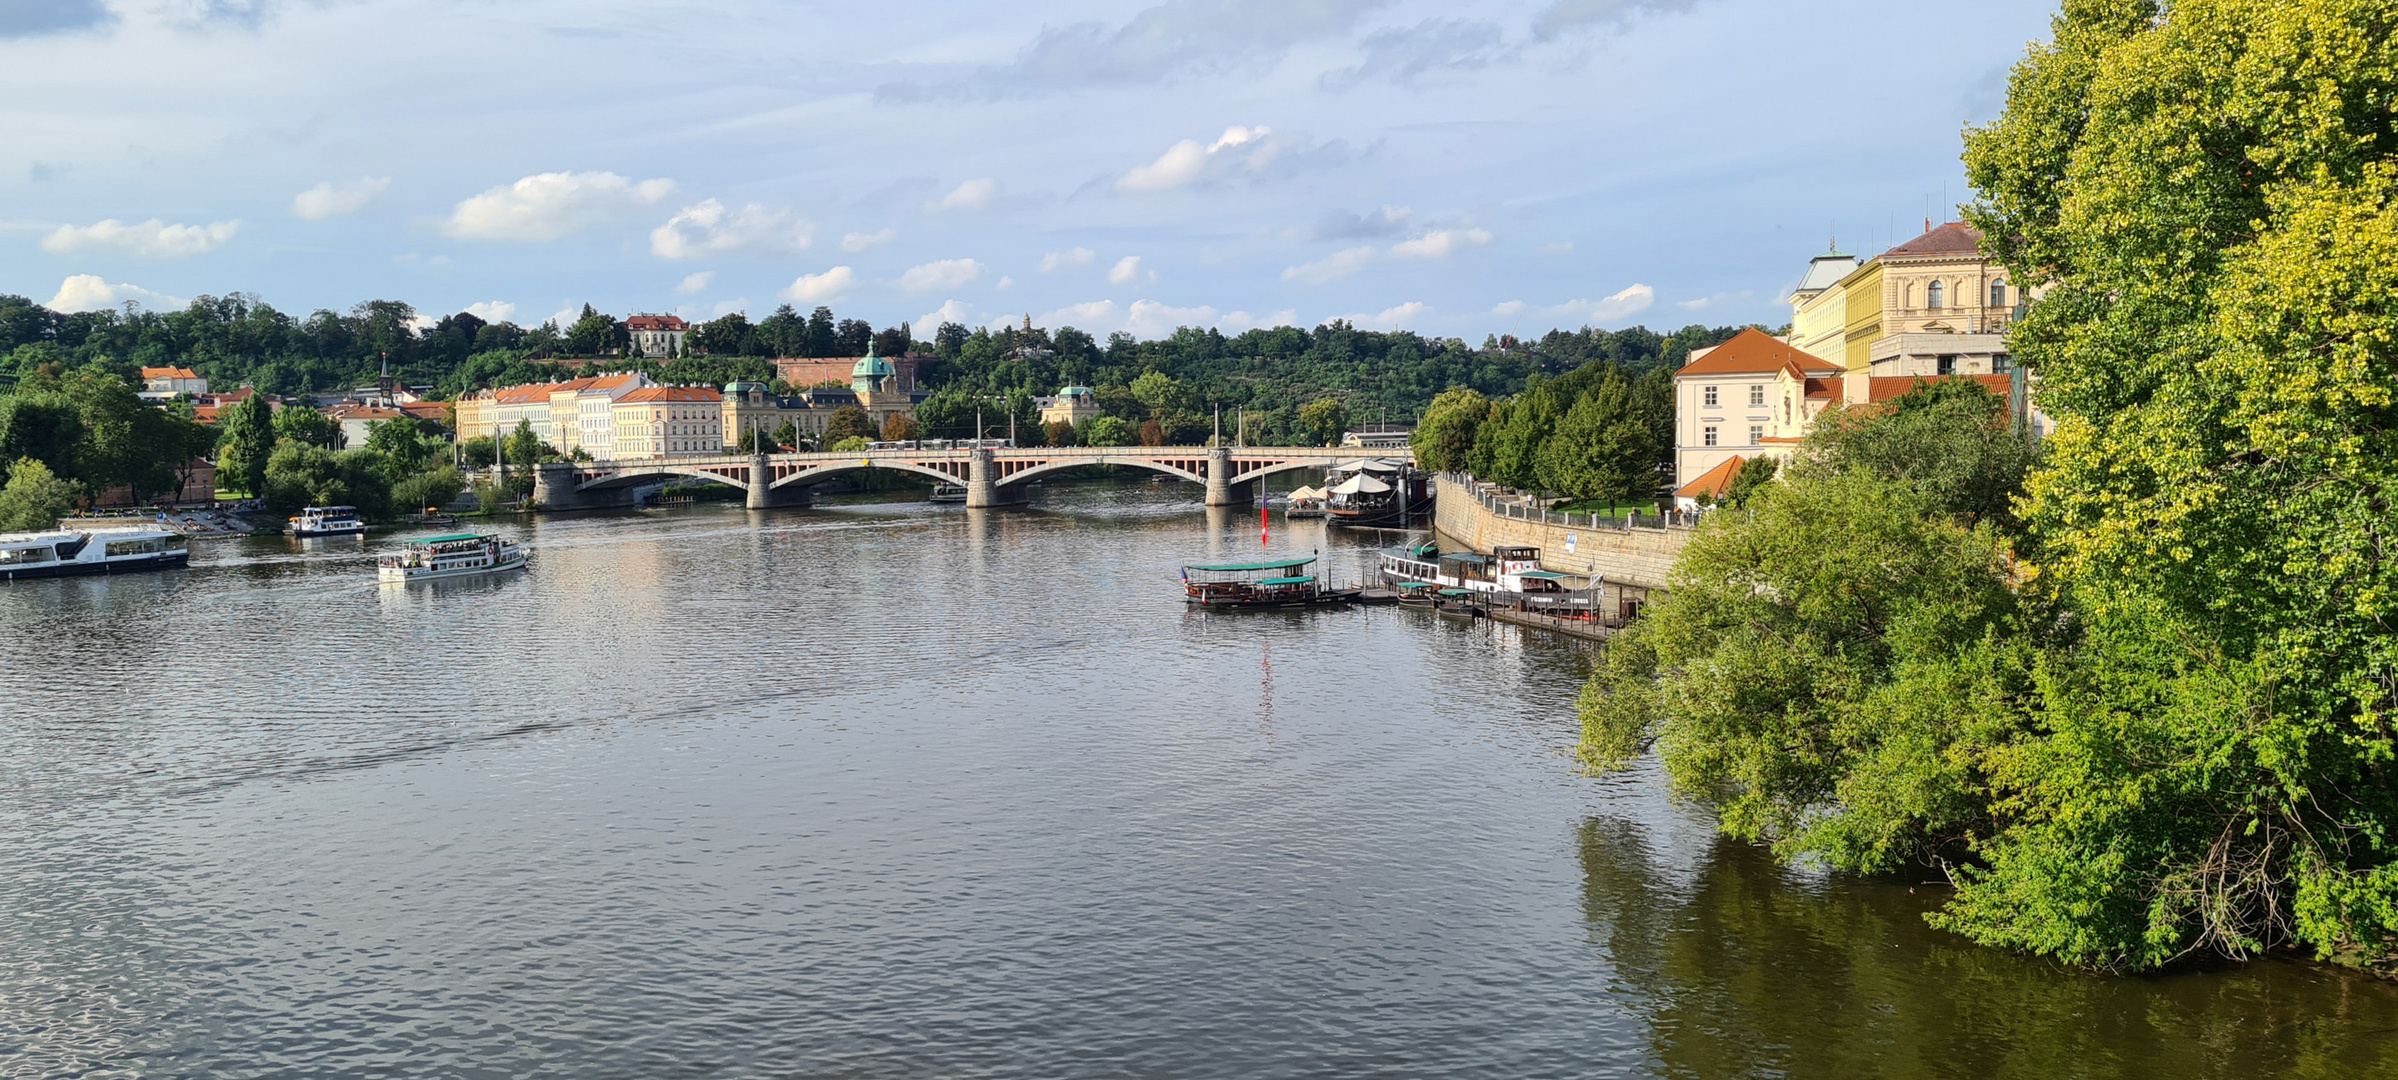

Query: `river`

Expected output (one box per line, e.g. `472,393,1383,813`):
1,482,2392,1078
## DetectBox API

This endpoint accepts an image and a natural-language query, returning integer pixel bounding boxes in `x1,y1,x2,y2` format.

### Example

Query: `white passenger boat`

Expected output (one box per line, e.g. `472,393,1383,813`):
290,505,366,537
1378,543,1581,595
0,526,190,581
377,533,526,583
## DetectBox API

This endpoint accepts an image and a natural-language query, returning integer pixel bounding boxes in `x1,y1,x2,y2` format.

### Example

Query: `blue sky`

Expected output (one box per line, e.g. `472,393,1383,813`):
1,0,2056,340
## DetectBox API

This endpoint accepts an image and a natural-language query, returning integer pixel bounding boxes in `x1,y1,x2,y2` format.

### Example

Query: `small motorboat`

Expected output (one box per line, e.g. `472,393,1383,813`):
290,505,366,537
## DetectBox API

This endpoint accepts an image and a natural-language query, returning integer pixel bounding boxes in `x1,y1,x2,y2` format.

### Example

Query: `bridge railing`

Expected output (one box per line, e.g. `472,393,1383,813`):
1440,473,1703,531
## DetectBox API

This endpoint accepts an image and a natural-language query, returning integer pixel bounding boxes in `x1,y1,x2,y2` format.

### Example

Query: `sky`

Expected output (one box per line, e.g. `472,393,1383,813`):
0,0,2059,341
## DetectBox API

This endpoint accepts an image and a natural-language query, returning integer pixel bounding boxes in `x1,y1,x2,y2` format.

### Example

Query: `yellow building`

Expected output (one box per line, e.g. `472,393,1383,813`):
1037,386,1101,428
609,386,725,459
1784,248,1858,360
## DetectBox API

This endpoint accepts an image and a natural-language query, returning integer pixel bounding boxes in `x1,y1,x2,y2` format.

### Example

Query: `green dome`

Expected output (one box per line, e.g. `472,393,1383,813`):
850,341,894,381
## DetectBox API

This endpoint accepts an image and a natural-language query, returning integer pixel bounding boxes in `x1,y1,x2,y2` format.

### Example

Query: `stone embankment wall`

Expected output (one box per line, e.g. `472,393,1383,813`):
1431,474,1693,591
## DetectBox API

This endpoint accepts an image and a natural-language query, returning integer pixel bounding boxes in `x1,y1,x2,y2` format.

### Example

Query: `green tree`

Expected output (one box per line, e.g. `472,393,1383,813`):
503,418,542,468
1411,388,1490,473
0,457,79,530
829,435,869,453
1081,415,1133,446
364,418,435,471
775,419,800,449
1536,371,1661,503
392,464,464,514
1297,397,1348,447
458,434,496,470
215,392,273,496
822,406,874,445
263,443,396,521
273,404,343,449
1717,455,1779,508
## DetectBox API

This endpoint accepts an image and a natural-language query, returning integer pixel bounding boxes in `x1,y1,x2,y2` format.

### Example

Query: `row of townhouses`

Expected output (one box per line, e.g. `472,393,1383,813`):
454,349,923,460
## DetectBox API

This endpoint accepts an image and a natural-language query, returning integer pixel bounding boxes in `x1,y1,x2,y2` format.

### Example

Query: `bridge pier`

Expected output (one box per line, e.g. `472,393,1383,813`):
531,462,633,510
1204,447,1253,507
965,449,1025,509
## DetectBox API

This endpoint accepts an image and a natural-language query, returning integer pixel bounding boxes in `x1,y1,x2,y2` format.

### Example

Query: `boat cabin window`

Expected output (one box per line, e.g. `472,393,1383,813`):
0,546,56,565
105,538,163,557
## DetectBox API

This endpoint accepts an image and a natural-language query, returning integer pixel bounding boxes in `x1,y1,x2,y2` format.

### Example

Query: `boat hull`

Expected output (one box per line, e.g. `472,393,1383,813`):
0,550,190,582
379,553,527,583
292,526,367,537
1184,588,1359,610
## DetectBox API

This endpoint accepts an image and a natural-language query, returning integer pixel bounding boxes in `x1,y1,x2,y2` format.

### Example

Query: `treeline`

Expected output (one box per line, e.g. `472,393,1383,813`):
1582,2,2398,976
0,369,216,528
0,290,1741,441
1408,359,1682,506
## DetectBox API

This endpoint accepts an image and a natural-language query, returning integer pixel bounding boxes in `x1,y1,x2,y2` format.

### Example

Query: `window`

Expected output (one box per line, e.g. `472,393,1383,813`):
1748,385,1764,406
1926,280,1944,309
1993,353,2014,373
1703,426,1718,447
1702,385,1717,407
1937,355,1957,376
1748,425,1763,444
1904,283,1917,308
1990,279,2008,308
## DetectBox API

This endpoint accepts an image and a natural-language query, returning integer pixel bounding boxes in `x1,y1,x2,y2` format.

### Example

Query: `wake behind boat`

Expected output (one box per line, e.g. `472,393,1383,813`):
378,533,526,583
0,526,189,581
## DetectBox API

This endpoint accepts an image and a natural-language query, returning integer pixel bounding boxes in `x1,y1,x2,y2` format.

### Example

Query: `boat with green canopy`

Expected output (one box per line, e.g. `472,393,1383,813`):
1180,554,1357,608
378,532,526,583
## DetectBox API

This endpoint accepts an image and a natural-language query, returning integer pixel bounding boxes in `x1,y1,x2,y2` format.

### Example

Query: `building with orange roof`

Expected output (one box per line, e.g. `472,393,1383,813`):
626,314,690,359
138,366,207,400
610,386,725,458
453,372,655,455
1673,454,1747,511
1673,328,1842,489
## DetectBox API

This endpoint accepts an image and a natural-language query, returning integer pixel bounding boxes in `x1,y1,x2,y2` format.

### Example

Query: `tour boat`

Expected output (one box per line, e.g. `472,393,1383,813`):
929,483,968,503
1181,554,1357,608
378,532,526,583
0,526,190,581
290,505,366,537
1378,543,1579,595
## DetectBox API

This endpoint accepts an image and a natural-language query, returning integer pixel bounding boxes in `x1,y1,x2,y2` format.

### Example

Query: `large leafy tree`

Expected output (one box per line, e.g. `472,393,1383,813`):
1410,388,1490,474
215,392,273,496
0,457,80,530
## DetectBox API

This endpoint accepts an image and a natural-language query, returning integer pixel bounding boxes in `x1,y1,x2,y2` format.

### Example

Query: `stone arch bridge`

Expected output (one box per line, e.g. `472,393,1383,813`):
528,445,1408,510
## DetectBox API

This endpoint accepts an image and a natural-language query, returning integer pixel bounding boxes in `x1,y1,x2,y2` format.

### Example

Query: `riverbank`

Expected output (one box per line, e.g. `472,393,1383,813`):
1430,473,1694,605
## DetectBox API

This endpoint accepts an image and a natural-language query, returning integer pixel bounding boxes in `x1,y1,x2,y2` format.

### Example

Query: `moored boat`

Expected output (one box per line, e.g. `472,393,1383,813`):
378,533,526,583
1181,554,1357,608
0,526,190,581
929,483,968,503
291,505,367,537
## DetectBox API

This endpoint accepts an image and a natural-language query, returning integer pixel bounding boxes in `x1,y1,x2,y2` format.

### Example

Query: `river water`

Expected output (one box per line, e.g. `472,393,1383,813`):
1,482,2393,1079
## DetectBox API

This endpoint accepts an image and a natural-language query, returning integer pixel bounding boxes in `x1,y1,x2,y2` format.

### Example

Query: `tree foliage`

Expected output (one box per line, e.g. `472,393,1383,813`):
0,457,79,530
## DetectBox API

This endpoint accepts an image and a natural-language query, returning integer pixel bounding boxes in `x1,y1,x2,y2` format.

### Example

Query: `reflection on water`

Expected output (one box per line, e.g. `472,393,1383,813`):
0,480,2393,1078
1579,818,2398,1079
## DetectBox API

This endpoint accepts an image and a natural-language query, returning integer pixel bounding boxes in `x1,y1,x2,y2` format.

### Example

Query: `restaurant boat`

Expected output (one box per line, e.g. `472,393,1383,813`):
0,526,189,581
378,533,526,583
1181,554,1357,609
1323,459,1432,528
290,505,367,537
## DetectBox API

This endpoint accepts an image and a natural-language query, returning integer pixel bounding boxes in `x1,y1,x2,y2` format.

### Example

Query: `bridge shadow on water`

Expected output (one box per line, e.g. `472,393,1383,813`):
1576,818,2398,1079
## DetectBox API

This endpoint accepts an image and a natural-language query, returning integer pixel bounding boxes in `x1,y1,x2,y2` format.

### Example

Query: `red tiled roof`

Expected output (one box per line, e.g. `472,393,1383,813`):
617,386,722,405
1677,328,1840,378
398,402,449,420
1866,374,2013,403
1675,455,1746,499
141,366,201,380
1883,221,1984,259
1804,377,1838,400
626,315,689,331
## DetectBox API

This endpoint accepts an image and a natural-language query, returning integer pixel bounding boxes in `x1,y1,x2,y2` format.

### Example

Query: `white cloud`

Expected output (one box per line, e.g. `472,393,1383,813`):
651,199,811,259
996,275,1016,290
1219,309,1298,331
783,266,859,301
45,275,185,313
675,271,714,295
1282,245,1376,284
1040,247,1096,272
928,178,996,212
545,306,581,330
1389,228,1493,259
899,257,985,291
1108,255,1150,285
1118,125,1295,192
840,228,897,252
1037,300,1120,327
404,315,437,333
1126,299,1217,336
463,300,518,323
290,177,390,220
915,299,975,330
1492,300,1527,316
443,171,675,242
1676,290,1753,311
1546,283,1656,323
41,218,239,258
1341,301,1429,330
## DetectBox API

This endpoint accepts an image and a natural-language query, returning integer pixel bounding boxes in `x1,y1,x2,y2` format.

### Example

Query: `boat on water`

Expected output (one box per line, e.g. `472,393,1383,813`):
929,483,968,503
1324,459,1432,528
1181,554,1358,609
290,505,366,537
0,526,189,581
378,533,526,583
1379,543,1579,595
1283,484,1327,518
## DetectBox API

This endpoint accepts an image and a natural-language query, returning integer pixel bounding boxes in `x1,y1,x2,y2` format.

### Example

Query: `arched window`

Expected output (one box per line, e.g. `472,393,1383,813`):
1990,279,2008,308
1926,280,1944,309
1904,283,1918,308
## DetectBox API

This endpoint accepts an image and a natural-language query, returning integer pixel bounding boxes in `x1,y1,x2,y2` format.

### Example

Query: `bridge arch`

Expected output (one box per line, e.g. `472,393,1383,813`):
577,466,751,492
1226,458,1339,489
766,460,968,491
994,457,1205,488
